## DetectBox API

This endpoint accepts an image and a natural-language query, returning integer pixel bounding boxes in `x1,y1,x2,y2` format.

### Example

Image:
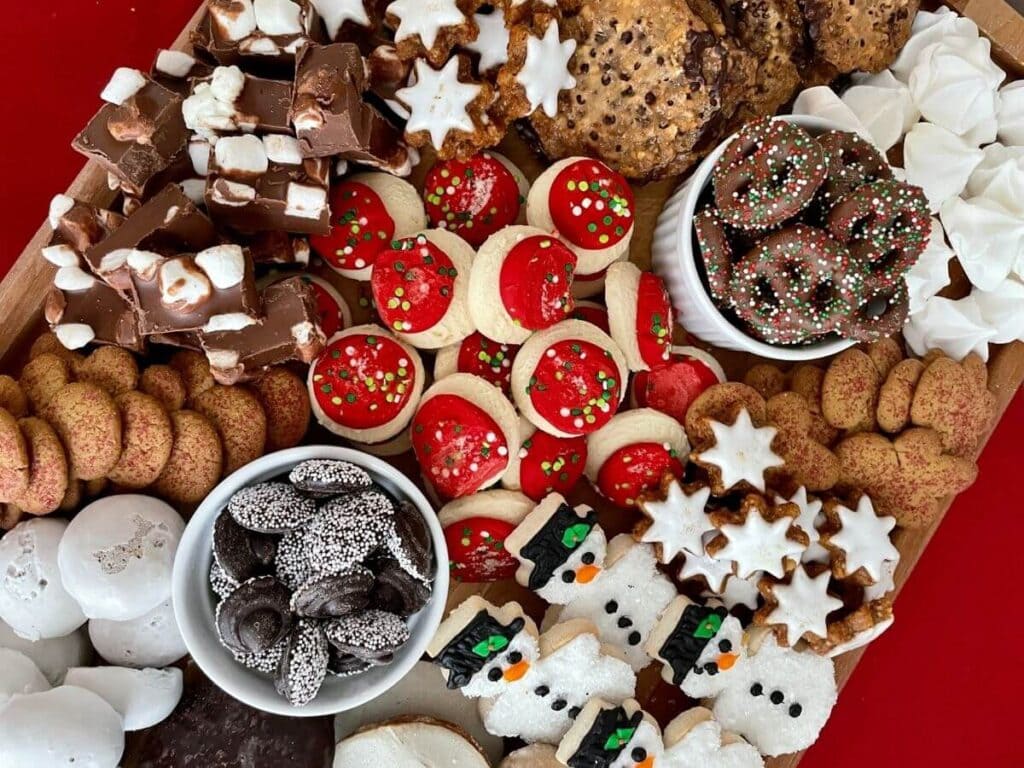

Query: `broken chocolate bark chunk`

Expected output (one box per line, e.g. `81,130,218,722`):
183,65,293,139
150,48,215,96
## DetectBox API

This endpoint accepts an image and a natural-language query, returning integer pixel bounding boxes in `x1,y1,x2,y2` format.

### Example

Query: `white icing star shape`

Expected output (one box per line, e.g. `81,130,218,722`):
386,0,465,50
639,479,713,564
864,555,900,601
702,572,762,611
396,58,480,150
310,0,370,38
678,536,735,593
828,496,899,583
777,487,829,565
516,21,576,118
763,567,842,644
697,409,784,492
714,509,804,579
465,8,509,71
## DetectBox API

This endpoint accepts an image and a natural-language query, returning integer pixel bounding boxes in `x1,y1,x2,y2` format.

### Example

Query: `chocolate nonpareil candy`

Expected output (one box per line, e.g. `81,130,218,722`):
72,69,189,198
201,276,326,384
191,0,320,73
183,65,293,138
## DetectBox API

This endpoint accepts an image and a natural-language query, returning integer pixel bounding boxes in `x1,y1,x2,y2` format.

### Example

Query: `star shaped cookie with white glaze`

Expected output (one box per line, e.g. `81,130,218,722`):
637,476,713,564
692,408,784,495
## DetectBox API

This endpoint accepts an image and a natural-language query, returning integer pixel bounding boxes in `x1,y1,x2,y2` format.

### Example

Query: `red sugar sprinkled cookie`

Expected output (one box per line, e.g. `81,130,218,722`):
424,151,529,247
605,262,673,371
434,331,520,396
502,419,588,502
311,173,427,281
469,225,577,344
439,490,535,583
511,319,629,438
630,345,726,423
308,324,425,445
410,373,520,501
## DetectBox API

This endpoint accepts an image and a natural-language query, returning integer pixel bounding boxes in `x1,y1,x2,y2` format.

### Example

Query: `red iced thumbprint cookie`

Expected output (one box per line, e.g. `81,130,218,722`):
410,373,520,501
510,319,629,438
424,151,529,247
629,345,726,423
310,173,427,281
308,324,425,444
585,408,689,508
439,490,534,582
606,262,674,371
502,419,588,502
370,229,476,349
469,226,577,344
434,331,520,395
569,300,610,333
527,157,635,275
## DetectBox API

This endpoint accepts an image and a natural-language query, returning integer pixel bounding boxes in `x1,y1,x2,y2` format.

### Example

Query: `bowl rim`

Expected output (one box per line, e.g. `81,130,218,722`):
674,114,858,362
171,444,449,717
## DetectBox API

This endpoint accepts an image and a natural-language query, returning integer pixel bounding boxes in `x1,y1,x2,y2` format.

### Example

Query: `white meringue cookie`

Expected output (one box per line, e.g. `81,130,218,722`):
939,196,1024,291
972,278,1024,344
0,648,50,707
0,686,124,768
63,666,183,731
57,495,185,622
908,36,1004,144
0,620,92,685
843,70,919,151
88,599,187,669
0,518,87,641
965,144,1024,214
903,123,983,211
890,7,980,83
997,80,1024,146
790,87,873,142
906,217,953,314
904,294,996,361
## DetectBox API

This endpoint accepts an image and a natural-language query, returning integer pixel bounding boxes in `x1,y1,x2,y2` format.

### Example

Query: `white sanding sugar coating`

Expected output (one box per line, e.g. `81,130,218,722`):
0,648,50,706
0,619,91,685
57,495,185,621
89,598,188,669
64,666,183,731
0,518,87,640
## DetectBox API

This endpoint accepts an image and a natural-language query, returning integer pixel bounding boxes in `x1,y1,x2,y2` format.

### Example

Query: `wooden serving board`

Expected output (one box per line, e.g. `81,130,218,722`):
1,3,1022,767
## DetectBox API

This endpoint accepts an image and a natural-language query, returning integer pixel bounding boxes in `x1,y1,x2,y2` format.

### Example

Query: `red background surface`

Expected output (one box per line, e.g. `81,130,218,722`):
0,2,1021,765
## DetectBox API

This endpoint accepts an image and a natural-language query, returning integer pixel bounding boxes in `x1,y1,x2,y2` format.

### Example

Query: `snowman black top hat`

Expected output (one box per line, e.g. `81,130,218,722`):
432,609,527,689
566,705,644,768
657,603,729,686
520,500,599,591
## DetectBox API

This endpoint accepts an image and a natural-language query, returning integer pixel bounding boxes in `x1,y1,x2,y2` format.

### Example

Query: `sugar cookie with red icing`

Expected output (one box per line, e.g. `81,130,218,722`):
630,345,726,422
468,226,577,344
502,418,588,502
410,373,520,500
605,262,674,371
424,151,529,247
571,253,626,299
434,331,519,395
308,324,425,444
371,229,476,349
440,489,535,583
511,319,628,438
585,408,688,508
569,300,609,332
528,157,635,274
311,173,427,280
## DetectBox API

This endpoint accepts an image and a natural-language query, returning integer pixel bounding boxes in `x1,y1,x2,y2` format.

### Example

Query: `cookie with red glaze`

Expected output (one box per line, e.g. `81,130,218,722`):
308,324,425,444
606,262,673,371
439,490,534,583
629,346,726,423
311,173,426,280
502,419,588,502
469,226,577,344
424,151,529,247
434,331,520,396
511,319,628,438
569,300,610,333
528,157,635,274
371,230,475,349
584,408,689,508
570,254,625,299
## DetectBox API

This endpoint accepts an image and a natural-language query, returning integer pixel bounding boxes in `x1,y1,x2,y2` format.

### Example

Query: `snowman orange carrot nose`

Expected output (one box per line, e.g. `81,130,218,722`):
575,563,601,583
503,660,530,681
717,652,738,670
633,756,654,768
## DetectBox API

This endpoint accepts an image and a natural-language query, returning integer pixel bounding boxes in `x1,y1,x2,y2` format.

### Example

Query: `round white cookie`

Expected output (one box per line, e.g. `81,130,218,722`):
0,619,92,685
0,648,50,707
572,253,626,298
500,744,563,768
438,489,535,530
333,717,490,768
63,666,184,731
585,407,689,482
605,261,670,371
88,598,187,669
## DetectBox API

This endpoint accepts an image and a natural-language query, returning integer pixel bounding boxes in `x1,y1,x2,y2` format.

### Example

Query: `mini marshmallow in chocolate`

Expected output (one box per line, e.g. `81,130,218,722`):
191,0,320,72
150,48,214,95
182,65,293,140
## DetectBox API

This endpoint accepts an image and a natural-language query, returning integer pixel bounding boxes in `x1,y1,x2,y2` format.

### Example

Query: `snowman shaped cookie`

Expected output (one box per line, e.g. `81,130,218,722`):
506,493,677,670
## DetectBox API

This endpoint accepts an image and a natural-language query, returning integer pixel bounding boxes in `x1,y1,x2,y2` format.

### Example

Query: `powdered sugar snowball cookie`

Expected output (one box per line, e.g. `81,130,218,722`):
57,495,185,621
310,173,427,280
906,217,954,315
527,157,636,274
0,686,124,768
842,70,919,152
630,345,726,423
820,495,898,584
468,225,577,344
940,195,1024,291
440,489,534,583
691,409,785,496
511,319,629,438
903,122,983,212
333,717,490,768
0,518,86,640
410,373,519,500
64,666,183,731
997,80,1024,146
0,648,49,706
0,619,91,685
904,294,996,362
605,261,673,372
434,331,519,395
501,418,587,502
370,229,475,349
308,324,425,444
424,151,529,247
88,598,187,668
636,476,714,565
584,408,687,509
555,697,664,767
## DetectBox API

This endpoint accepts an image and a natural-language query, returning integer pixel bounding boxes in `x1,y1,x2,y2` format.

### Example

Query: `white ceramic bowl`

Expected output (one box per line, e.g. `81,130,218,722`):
652,115,858,361
172,445,448,717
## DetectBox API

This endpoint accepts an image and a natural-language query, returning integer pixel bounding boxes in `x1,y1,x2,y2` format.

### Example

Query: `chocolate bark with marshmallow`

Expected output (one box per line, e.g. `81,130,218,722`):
205,134,331,235
72,70,190,198
191,0,321,74
150,48,215,96
183,65,293,139
200,276,325,383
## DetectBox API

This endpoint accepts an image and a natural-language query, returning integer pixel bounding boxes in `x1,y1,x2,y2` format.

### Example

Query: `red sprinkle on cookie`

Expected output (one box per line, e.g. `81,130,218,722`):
549,159,634,250
425,152,526,247
514,430,587,501
500,235,577,330
252,367,311,451
372,235,459,334
596,442,685,508
43,382,122,481
311,180,394,275
444,516,519,583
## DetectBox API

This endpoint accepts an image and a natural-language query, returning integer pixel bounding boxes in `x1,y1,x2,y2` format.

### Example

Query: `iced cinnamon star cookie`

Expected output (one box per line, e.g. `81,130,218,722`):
691,408,785,495
706,495,808,579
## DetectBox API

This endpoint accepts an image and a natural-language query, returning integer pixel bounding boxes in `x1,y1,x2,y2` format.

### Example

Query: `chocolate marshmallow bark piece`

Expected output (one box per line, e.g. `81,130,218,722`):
126,244,260,335
237,230,311,266
205,134,331,235
191,0,321,74
84,184,220,293
150,48,215,95
72,69,190,198
183,65,293,139
201,276,326,384
149,331,205,350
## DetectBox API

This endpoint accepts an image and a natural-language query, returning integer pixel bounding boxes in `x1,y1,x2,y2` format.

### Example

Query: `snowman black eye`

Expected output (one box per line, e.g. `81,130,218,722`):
632,748,647,761
789,703,803,718
581,551,595,565
718,639,732,652
561,570,576,583
507,651,522,664
487,668,502,682
770,690,784,705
